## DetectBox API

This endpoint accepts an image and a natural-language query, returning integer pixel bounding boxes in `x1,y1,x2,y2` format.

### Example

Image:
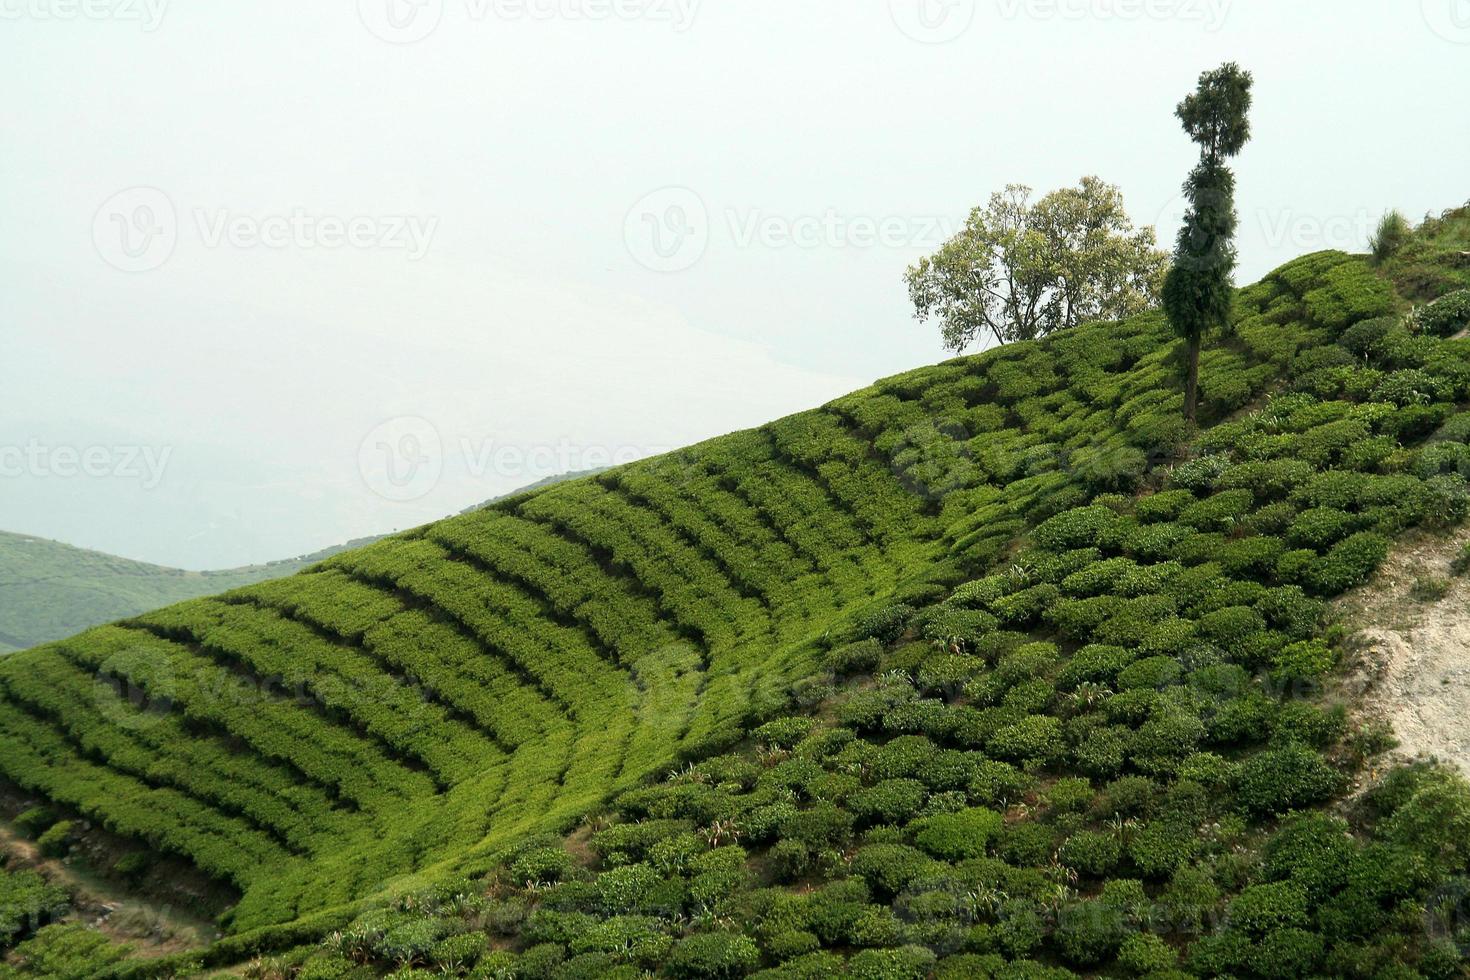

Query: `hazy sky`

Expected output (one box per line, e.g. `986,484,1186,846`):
3,0,1467,568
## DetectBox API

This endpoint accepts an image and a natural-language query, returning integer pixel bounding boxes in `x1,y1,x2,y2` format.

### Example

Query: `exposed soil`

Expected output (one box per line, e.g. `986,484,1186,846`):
0,781,225,959
1338,526,1470,777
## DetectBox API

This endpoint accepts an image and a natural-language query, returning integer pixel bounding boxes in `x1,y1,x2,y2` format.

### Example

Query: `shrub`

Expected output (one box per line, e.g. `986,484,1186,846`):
824,639,882,677
1045,777,1094,814
1237,745,1341,816
853,604,915,645
1178,489,1255,531
1228,881,1309,936
1117,932,1176,974
846,946,937,980
1261,812,1354,902
1307,532,1389,595
1270,640,1335,683
850,845,938,900
1286,507,1356,550
1418,289,1470,337
912,807,1003,861
765,929,820,962
35,820,75,859
756,718,817,750
1127,820,1199,878
1056,644,1135,690
1117,656,1183,691
849,780,928,826
1196,606,1266,649
917,655,986,699
1369,210,1411,264
967,760,1033,807
1422,473,1470,527
997,823,1054,867
1033,506,1123,551
988,715,1064,765
1136,490,1197,524
1058,830,1122,877
666,932,760,979
12,808,56,839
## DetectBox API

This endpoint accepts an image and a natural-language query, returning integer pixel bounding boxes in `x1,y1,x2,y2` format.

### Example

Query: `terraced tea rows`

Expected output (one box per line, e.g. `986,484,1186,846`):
0,250,1408,954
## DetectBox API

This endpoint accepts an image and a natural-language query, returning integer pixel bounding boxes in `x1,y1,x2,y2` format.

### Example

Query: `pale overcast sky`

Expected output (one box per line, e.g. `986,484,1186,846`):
2,0,1467,568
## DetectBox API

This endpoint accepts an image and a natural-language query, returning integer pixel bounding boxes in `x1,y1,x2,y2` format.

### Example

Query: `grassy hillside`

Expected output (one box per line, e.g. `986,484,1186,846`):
5,209,1470,977
0,473,602,654
0,534,315,655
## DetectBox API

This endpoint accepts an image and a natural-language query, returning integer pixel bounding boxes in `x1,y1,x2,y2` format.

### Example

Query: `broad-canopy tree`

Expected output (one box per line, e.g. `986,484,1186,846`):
906,177,1168,353
1162,62,1254,422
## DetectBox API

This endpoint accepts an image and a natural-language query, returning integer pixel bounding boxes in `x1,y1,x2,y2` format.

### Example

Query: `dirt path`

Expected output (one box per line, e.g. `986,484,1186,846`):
1338,526,1470,776
0,821,219,957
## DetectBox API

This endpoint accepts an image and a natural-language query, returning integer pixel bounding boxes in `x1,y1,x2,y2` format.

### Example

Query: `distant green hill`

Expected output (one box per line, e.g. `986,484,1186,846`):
0,534,320,655
0,471,603,654
4,210,1470,977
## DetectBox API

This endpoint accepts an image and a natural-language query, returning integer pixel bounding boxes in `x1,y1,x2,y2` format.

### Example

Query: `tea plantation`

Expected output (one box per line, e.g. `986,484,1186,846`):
4,210,1470,978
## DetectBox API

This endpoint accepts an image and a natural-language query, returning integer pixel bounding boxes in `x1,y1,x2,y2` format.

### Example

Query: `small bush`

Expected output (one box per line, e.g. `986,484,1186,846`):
35,820,75,859
912,807,1003,861
846,946,937,980
853,604,915,645
1237,745,1341,816
1418,289,1470,337
824,639,882,677
1369,210,1411,264
666,932,760,979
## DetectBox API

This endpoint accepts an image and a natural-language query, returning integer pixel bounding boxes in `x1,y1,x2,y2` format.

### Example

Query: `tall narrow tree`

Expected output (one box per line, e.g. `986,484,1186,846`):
1163,63,1254,422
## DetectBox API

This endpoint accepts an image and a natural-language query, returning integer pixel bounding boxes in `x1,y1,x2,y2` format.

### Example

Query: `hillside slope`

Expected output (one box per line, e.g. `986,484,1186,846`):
0,534,319,655
4,218,1470,976
0,472,602,654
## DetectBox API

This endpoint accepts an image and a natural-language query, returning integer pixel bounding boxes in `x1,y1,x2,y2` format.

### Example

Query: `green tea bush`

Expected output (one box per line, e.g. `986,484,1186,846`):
911,807,1003,861
824,639,882,677
1237,745,1341,816
848,779,928,826
1417,289,1470,337
666,932,760,979
34,820,74,859
1058,830,1122,876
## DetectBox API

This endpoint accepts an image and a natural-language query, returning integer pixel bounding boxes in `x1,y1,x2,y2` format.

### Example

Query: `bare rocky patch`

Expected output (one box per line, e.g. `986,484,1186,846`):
1338,525,1470,777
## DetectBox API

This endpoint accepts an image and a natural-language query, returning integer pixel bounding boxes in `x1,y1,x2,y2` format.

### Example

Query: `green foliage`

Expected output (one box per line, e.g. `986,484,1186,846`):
34,821,74,859
8,231,1470,980
905,178,1167,351
1237,745,1341,816
1418,289,1470,337
666,932,760,979
0,869,70,949
912,807,1003,861
1370,210,1412,264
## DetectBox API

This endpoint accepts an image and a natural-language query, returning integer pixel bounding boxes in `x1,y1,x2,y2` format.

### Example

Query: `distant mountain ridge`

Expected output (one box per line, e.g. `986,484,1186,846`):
0,470,600,653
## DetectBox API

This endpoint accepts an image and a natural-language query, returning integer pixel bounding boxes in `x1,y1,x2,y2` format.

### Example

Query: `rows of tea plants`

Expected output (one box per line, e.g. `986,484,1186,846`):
239,255,1470,979
1,248,1466,972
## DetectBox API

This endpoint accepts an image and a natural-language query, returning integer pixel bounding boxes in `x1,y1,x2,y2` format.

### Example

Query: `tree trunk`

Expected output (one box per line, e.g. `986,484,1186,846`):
1183,334,1201,423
